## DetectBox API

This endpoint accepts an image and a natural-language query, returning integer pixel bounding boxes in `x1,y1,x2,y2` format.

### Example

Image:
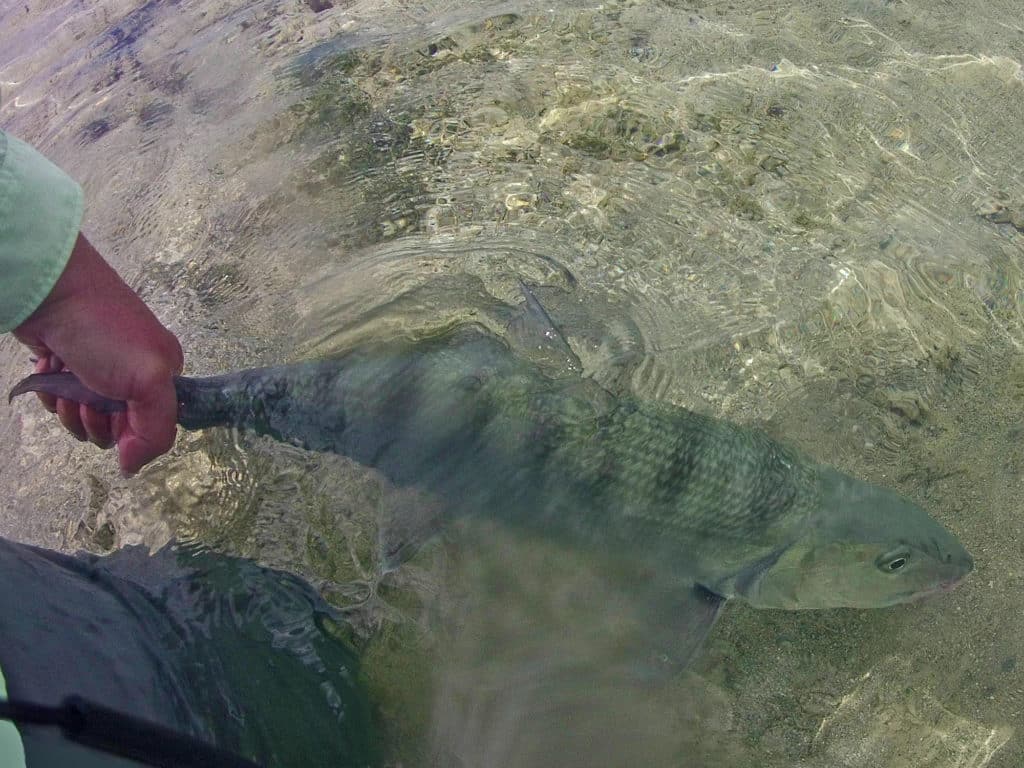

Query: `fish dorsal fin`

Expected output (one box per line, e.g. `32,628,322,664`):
506,280,583,377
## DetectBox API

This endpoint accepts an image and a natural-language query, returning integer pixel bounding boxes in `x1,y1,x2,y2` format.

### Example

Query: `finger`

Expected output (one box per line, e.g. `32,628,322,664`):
80,405,115,449
34,391,58,413
117,375,179,474
56,396,88,442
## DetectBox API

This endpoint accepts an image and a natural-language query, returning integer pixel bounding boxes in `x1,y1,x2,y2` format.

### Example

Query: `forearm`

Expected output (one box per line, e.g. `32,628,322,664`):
14,232,157,363
2,129,183,473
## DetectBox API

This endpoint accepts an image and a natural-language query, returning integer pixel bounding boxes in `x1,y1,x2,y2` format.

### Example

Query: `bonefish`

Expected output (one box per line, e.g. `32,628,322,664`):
9,286,972,666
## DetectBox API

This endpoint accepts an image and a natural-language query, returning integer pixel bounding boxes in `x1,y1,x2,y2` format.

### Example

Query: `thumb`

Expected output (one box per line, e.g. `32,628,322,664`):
116,371,180,474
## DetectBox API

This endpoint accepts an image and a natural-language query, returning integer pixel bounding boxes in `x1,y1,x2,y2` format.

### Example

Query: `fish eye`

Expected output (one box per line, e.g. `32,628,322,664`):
877,549,911,573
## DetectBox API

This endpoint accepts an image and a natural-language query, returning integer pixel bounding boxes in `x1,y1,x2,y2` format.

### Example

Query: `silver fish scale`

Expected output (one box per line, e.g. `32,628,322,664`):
557,399,817,547
176,328,817,562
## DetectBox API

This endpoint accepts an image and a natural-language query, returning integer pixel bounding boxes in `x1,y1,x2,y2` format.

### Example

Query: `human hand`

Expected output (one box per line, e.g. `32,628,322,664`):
13,233,184,474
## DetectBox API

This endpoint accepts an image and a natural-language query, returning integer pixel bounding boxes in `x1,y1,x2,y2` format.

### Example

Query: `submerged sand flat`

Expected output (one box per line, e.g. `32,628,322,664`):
2,1,1022,765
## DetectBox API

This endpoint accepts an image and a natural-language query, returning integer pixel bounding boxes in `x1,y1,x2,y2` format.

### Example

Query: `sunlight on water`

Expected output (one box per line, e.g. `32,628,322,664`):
3,0,1024,765
813,657,1013,768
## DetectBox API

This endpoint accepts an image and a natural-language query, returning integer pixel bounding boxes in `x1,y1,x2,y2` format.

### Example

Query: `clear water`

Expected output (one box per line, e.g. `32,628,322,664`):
2,0,1023,765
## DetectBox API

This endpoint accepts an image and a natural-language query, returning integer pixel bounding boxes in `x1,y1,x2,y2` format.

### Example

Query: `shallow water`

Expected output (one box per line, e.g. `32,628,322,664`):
2,0,1023,765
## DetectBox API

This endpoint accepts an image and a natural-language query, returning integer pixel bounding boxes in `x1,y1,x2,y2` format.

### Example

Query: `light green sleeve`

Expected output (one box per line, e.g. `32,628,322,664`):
0,665,26,768
0,129,84,332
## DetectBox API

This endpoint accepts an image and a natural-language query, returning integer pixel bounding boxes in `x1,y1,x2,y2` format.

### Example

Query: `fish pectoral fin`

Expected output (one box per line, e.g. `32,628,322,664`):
8,372,127,413
629,582,726,682
506,280,583,375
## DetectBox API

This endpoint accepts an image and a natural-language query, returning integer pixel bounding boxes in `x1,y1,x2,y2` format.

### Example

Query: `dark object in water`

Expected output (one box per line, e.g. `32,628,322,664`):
0,539,377,767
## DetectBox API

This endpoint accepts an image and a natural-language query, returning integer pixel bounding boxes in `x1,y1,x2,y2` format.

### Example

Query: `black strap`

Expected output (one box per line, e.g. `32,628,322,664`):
0,696,264,768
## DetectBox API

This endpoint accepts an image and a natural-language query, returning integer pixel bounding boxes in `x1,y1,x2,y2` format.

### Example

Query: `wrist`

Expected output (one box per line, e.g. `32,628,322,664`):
15,234,120,344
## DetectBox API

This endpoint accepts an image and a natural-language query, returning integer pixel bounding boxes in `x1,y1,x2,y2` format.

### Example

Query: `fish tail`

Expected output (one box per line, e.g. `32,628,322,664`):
8,371,238,431
8,372,127,413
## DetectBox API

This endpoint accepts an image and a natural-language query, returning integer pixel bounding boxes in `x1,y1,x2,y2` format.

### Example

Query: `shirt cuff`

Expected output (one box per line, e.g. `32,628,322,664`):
0,130,84,332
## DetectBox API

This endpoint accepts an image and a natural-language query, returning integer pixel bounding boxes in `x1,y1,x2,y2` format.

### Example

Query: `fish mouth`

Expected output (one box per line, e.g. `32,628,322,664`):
908,575,966,602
